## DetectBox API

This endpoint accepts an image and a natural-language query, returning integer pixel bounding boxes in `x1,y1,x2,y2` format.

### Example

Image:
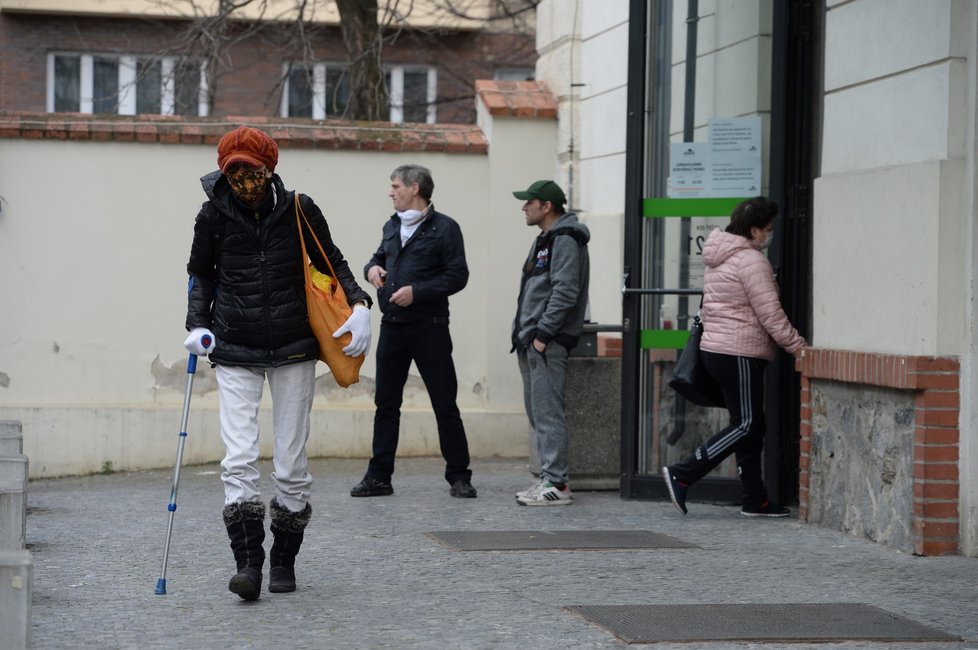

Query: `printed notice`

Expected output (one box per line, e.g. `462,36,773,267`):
708,117,761,196
668,142,709,198
667,116,762,198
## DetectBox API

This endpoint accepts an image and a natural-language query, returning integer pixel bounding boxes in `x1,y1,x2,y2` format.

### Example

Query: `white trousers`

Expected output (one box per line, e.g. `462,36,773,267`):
216,360,316,512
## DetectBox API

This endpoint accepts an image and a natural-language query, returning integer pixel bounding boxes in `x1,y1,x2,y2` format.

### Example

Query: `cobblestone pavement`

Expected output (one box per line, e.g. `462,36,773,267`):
25,457,978,649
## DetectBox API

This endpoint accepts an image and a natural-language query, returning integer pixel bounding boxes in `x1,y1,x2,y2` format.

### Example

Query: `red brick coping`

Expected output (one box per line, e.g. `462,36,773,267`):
796,348,960,556
0,112,488,153
475,80,558,118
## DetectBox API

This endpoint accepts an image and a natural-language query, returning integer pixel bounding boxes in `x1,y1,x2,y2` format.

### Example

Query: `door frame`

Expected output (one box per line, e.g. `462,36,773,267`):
620,0,816,503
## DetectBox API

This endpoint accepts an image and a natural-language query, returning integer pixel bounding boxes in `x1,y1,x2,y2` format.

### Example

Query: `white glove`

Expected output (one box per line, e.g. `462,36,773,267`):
333,304,371,357
183,327,216,356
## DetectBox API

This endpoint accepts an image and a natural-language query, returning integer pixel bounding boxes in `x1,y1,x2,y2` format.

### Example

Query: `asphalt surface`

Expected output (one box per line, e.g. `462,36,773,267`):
24,456,978,649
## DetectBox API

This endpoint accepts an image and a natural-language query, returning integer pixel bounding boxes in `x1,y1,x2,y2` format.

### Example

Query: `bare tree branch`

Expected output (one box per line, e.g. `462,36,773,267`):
129,0,534,120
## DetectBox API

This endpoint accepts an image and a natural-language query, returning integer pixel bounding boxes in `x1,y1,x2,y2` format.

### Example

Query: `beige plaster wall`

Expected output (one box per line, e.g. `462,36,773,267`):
0,114,555,476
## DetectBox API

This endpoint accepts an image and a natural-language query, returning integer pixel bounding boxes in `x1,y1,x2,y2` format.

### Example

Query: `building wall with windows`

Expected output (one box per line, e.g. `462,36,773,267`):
0,7,535,124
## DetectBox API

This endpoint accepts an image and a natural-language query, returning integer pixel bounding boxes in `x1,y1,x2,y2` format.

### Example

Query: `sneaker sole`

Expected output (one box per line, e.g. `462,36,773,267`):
662,466,688,515
516,498,573,506
740,510,790,518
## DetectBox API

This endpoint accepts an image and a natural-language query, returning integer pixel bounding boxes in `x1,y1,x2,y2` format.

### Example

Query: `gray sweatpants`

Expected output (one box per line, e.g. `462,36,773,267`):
518,343,570,485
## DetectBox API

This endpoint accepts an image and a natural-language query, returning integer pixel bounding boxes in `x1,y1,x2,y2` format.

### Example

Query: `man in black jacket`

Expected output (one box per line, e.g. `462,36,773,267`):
350,164,476,499
184,126,371,600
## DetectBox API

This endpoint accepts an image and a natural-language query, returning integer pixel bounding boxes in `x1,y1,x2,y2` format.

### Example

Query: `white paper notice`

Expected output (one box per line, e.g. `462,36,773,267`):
668,142,709,198
708,117,761,197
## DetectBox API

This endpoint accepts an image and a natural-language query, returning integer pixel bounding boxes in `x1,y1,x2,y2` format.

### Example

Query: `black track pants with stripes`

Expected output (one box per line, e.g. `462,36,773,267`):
670,351,769,508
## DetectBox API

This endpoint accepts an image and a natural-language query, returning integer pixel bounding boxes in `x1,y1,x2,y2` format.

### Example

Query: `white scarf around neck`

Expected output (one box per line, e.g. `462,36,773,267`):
397,208,426,245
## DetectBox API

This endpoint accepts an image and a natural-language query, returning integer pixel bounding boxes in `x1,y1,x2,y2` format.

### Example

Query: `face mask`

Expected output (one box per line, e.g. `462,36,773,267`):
226,166,269,205
752,225,773,250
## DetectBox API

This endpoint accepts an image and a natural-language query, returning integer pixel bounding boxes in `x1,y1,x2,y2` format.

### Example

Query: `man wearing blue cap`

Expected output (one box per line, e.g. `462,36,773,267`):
510,180,590,505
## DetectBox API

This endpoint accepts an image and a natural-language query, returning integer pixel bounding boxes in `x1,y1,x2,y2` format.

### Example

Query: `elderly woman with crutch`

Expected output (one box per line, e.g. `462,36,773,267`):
182,126,371,600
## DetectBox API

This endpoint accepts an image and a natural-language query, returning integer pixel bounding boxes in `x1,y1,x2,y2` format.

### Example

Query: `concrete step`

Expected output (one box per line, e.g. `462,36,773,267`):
0,455,28,550
0,420,22,455
0,549,32,650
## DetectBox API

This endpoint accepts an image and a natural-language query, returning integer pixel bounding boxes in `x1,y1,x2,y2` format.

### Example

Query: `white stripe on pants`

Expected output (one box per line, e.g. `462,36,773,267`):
216,360,316,512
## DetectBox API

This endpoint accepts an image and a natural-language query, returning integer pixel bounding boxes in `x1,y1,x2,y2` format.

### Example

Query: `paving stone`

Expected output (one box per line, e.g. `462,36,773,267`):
0,549,32,649
24,457,978,649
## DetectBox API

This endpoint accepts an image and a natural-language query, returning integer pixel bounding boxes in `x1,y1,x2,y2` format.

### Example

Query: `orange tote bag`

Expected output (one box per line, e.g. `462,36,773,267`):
295,194,364,387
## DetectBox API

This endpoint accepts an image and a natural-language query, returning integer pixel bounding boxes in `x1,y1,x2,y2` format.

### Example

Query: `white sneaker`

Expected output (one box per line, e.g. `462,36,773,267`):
516,481,573,506
515,480,546,500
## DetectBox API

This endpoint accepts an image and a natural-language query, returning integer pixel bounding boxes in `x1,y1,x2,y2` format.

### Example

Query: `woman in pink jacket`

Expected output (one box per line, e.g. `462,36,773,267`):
663,197,806,517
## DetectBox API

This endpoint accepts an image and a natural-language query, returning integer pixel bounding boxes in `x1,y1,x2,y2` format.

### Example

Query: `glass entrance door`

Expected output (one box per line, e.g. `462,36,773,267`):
620,0,813,504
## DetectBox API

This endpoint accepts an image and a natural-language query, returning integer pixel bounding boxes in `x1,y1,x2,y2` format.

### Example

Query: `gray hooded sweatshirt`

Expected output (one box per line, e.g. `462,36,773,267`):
511,212,591,352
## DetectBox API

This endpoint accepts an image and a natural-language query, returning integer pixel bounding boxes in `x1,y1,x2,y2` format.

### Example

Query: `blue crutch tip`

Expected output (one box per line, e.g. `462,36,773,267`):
155,578,167,595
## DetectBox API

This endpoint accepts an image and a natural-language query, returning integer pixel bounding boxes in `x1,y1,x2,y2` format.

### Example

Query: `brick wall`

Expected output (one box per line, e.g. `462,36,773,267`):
797,348,960,556
0,12,535,124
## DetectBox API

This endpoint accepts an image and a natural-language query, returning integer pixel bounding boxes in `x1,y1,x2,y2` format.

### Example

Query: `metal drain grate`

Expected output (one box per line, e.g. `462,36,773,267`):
425,530,697,551
565,603,960,643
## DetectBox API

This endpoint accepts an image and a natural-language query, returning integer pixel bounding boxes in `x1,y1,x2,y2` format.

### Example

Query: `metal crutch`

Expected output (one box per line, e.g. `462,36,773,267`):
155,335,210,595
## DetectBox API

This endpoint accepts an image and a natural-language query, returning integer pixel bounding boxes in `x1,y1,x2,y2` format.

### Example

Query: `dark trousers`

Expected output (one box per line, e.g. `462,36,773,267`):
671,351,769,507
367,321,471,484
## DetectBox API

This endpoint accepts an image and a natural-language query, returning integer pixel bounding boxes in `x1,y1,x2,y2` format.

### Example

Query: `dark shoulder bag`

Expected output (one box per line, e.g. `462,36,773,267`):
668,313,725,408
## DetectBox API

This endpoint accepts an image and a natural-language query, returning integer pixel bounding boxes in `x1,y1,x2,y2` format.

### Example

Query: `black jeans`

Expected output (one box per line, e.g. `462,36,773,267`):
367,321,472,484
670,351,769,507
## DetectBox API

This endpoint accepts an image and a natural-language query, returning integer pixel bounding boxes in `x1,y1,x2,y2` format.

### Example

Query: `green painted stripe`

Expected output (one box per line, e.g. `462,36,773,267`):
643,197,748,217
640,329,689,350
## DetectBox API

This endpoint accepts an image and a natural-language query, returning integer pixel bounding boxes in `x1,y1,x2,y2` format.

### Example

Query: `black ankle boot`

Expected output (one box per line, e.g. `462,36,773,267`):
223,501,266,600
268,498,312,593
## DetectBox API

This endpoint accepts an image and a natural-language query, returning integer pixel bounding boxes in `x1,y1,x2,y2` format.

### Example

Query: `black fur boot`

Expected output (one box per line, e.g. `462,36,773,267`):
223,500,266,601
268,498,312,593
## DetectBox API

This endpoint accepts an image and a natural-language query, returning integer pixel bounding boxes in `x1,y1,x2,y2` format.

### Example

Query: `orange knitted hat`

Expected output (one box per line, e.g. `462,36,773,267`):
217,126,279,173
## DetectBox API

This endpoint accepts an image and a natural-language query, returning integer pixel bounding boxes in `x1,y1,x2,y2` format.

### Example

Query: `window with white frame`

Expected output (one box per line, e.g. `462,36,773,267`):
386,66,437,124
47,53,209,116
494,67,535,82
281,62,436,124
281,63,350,119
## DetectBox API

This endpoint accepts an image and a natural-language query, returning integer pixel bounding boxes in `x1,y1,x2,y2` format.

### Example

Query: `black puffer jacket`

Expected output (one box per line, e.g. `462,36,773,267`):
186,170,370,367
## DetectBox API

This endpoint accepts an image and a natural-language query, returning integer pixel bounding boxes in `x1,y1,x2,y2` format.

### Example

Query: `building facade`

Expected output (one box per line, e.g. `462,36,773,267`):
533,0,978,557
0,0,536,124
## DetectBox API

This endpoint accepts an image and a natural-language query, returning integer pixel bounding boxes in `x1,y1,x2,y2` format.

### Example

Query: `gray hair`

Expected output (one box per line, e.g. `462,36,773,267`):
391,164,434,201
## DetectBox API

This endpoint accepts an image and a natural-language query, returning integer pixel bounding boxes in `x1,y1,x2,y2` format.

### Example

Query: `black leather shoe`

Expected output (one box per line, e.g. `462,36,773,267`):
350,476,394,497
450,479,477,498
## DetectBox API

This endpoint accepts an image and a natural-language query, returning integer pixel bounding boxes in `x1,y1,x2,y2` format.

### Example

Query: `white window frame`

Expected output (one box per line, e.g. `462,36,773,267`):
47,52,209,117
388,65,437,124
280,62,331,120
281,62,436,124
494,67,535,81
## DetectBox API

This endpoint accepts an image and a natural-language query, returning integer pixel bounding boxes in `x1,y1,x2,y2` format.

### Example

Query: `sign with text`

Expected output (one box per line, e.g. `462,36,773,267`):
667,142,709,198
667,116,762,198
